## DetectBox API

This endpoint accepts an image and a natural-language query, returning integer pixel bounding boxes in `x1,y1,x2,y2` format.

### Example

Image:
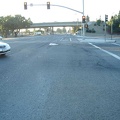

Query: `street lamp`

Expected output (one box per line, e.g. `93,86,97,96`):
82,0,85,39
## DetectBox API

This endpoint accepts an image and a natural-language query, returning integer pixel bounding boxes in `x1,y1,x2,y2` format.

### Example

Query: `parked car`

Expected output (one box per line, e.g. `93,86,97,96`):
0,36,11,55
34,32,41,36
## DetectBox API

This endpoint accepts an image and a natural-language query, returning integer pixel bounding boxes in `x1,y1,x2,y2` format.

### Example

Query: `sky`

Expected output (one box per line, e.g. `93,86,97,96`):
0,0,120,23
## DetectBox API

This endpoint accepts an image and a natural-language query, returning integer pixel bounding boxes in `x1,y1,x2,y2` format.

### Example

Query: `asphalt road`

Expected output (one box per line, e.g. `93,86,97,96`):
0,34,120,120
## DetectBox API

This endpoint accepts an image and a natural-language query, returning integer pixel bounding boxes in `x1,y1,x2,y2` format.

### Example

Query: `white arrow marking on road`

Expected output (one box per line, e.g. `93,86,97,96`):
49,43,58,46
112,43,120,47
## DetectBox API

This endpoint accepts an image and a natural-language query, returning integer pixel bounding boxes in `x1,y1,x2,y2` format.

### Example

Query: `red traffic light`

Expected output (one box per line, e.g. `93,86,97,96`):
82,16,86,23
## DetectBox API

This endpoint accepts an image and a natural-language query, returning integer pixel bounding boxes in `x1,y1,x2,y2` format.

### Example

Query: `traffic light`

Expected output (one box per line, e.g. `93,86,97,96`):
47,2,50,9
82,16,86,23
85,24,88,28
24,2,27,10
105,15,108,22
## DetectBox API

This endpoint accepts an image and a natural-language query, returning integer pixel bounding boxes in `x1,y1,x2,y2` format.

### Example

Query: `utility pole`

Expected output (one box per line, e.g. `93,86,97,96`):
111,16,113,40
82,0,85,40
105,14,108,41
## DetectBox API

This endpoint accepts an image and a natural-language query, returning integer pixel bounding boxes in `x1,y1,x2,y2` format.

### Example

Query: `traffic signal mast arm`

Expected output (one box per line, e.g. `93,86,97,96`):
25,3,83,14
51,4,83,14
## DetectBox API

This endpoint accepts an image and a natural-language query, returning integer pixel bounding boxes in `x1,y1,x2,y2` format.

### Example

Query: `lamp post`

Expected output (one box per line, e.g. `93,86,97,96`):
82,0,85,39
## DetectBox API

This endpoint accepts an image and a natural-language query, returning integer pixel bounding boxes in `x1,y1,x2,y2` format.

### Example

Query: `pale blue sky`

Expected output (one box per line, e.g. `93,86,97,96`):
0,0,120,23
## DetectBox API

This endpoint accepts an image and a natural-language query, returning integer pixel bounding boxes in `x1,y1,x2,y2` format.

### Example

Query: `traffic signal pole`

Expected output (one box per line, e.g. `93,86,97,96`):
105,15,108,42
82,0,85,40
24,1,85,39
105,23,107,41
27,3,83,14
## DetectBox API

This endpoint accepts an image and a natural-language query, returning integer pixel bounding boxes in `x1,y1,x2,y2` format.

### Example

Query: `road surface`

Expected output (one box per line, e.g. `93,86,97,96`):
0,34,120,120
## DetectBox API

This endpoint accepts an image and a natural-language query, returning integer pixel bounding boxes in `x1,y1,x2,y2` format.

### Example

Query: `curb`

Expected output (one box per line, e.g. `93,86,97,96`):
77,38,116,43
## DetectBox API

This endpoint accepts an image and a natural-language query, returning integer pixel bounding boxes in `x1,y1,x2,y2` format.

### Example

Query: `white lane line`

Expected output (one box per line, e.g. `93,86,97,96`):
60,38,64,41
112,43,120,47
89,43,120,60
70,38,72,42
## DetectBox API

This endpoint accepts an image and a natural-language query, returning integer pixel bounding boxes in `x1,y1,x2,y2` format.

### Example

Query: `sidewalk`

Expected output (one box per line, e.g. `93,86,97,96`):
2,35,34,41
76,33,120,43
76,35,117,43
78,38,116,43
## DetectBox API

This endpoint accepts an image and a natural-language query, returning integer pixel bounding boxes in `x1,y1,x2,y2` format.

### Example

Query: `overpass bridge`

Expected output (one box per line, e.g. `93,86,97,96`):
30,21,82,28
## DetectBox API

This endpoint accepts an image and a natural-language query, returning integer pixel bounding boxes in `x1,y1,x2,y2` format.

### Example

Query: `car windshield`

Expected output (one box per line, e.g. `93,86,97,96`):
0,0,120,120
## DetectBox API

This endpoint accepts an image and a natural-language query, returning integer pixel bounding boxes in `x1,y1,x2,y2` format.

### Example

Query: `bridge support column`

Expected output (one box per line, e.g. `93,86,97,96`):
51,27,54,34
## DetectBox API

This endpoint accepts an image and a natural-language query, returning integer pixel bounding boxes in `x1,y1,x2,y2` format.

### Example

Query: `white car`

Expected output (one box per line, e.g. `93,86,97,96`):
0,36,11,55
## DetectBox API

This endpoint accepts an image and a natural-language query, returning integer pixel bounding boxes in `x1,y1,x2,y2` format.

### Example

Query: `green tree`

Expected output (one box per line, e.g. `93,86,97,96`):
0,15,32,37
56,28,62,34
62,27,67,33
0,16,11,37
96,19,101,26
72,25,82,34
10,15,32,37
107,11,120,34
